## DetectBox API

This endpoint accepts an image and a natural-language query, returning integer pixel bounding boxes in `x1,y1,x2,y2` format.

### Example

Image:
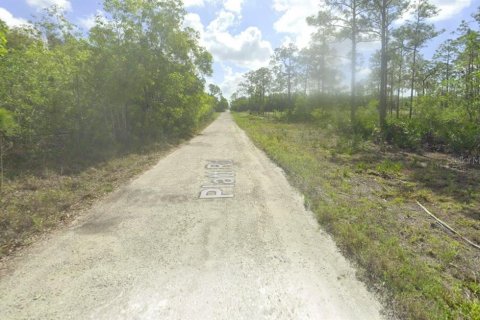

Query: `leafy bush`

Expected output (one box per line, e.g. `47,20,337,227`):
444,121,480,154
355,100,379,138
383,118,423,150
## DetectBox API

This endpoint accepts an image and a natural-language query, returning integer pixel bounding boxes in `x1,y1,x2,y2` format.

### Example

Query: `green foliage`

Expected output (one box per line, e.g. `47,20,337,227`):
380,96,480,153
215,97,229,112
0,108,18,190
230,7,480,318
207,84,229,112
230,96,250,112
0,0,213,174
0,20,7,57
376,159,403,176
355,100,379,138
384,118,424,150
0,108,17,136
234,84,480,155
292,95,312,121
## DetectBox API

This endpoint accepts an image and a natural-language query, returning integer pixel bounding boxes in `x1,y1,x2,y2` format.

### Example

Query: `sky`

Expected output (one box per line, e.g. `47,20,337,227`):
0,0,478,98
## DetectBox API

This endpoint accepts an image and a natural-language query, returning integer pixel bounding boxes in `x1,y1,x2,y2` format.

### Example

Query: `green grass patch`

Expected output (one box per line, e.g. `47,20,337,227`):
376,159,403,177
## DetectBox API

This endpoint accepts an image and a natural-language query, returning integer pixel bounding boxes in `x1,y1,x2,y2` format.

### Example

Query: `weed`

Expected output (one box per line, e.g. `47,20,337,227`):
376,159,403,176
355,162,369,173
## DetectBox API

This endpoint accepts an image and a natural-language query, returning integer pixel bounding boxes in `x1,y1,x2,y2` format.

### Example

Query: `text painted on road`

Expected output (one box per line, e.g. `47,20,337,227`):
199,160,235,199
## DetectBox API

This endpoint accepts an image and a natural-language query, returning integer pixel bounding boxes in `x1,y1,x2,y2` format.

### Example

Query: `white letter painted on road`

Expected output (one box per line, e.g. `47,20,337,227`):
199,160,236,199
207,172,235,178
206,163,231,169
212,178,235,184
199,189,234,199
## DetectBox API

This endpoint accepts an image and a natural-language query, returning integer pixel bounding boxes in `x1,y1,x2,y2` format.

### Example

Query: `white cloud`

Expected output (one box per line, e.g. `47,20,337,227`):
206,26,273,68
26,0,71,11
183,0,243,13
188,6,272,69
184,12,207,47
207,10,236,32
216,65,245,99
184,13,205,34
204,10,273,68
271,0,471,50
78,10,106,31
224,0,243,14
78,15,95,30
187,0,269,93
398,0,472,24
0,8,29,27
272,0,320,48
357,40,381,53
430,0,471,22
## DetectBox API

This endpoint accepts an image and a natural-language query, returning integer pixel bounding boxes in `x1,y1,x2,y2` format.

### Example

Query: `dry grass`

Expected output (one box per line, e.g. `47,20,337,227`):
0,148,164,256
0,113,219,258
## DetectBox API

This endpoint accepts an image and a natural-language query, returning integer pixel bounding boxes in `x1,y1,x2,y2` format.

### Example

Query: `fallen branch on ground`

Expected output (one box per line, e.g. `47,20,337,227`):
416,200,480,250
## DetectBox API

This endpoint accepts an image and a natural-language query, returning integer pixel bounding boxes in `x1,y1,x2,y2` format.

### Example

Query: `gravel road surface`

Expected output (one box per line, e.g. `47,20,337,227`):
0,112,384,319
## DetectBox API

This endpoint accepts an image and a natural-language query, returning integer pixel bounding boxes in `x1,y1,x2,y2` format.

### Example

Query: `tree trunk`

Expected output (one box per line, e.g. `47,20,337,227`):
389,67,395,115
287,68,292,104
409,46,417,119
0,134,4,191
396,46,403,119
350,5,357,127
379,3,388,130
304,69,308,95
446,55,450,95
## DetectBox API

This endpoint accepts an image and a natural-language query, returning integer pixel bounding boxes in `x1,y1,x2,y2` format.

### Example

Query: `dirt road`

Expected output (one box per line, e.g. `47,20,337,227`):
0,113,384,319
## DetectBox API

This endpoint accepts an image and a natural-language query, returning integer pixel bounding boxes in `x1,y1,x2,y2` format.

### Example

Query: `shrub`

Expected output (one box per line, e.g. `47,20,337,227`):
383,118,423,150
356,100,379,138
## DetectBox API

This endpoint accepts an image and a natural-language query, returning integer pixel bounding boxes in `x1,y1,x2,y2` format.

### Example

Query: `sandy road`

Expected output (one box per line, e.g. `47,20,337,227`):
0,112,384,319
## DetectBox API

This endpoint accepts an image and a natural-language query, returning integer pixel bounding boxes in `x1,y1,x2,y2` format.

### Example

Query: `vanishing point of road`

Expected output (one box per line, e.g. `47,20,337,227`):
0,112,384,319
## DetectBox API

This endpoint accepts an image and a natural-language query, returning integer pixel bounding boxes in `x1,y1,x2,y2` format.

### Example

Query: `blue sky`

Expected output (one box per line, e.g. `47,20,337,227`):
0,0,478,97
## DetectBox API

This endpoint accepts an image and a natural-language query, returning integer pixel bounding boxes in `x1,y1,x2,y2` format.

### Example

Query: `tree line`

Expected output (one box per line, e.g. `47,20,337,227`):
0,0,217,186
232,1,480,154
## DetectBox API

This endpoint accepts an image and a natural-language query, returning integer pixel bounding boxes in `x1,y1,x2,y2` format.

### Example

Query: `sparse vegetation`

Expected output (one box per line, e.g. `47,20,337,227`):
230,6,480,317
234,112,480,320
0,113,218,258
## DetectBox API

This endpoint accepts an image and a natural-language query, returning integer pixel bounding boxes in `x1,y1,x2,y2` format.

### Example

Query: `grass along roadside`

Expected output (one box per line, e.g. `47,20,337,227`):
0,113,220,259
233,112,480,320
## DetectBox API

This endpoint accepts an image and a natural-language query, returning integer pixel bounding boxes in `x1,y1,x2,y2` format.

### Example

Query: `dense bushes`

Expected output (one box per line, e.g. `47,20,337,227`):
0,1,214,176
233,92,480,155
382,97,480,153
